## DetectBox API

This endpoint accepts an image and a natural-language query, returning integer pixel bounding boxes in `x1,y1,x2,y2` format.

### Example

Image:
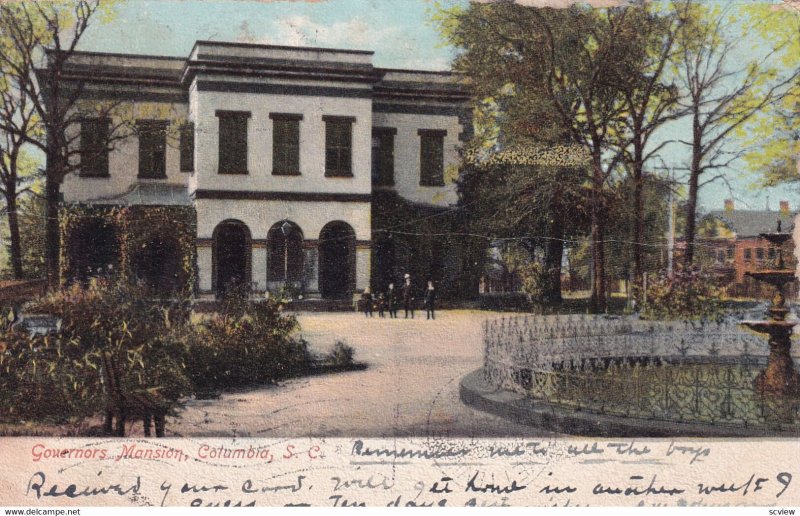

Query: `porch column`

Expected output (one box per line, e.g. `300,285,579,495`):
196,238,213,295
355,240,371,292
303,240,319,296
252,239,267,293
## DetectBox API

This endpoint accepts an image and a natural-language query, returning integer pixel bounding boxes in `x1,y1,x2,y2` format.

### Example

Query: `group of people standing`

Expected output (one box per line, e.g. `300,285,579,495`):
360,274,437,320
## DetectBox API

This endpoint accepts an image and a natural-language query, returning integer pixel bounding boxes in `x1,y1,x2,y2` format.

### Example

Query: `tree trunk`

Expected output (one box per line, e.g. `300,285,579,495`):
683,168,700,269
7,194,23,279
44,167,61,289
632,142,645,288
544,219,564,305
683,113,702,269
589,157,607,313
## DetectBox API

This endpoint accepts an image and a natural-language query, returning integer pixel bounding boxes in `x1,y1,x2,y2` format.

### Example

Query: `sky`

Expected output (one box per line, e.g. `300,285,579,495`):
74,0,800,213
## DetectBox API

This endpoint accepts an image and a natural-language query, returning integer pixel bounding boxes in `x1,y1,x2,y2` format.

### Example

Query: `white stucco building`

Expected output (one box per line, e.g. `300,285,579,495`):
56,41,471,301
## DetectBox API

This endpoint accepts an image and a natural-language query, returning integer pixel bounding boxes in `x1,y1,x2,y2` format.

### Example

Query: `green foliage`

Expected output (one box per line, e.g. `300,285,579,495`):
59,205,196,295
0,277,308,428
17,194,45,278
517,261,548,305
0,279,192,424
328,341,355,368
372,191,483,300
640,270,724,321
186,284,308,397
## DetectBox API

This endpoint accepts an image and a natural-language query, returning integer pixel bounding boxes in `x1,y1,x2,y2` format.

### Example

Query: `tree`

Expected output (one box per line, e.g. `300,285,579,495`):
460,143,590,304
672,0,800,267
740,6,800,189
0,1,121,288
438,2,658,311
0,75,41,278
610,4,683,287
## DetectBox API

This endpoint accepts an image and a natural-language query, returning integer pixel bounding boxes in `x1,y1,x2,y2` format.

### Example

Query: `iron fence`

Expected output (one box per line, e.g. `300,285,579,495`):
483,314,800,429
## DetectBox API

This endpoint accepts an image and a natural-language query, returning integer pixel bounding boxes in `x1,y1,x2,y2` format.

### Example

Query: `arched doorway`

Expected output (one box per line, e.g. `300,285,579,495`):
319,221,355,299
132,236,181,295
267,220,304,285
213,220,251,298
68,217,119,285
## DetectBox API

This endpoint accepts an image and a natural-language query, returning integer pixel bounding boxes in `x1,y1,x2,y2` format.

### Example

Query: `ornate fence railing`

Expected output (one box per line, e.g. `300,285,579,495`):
483,314,800,430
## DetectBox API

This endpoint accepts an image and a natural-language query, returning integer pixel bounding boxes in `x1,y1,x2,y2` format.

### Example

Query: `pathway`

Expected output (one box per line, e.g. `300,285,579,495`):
168,311,547,438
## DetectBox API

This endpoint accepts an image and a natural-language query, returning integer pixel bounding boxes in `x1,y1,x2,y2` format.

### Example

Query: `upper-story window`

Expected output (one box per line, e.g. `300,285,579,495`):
216,110,250,174
137,120,168,179
180,122,194,173
323,115,355,177
418,129,446,187
371,127,396,186
270,113,302,176
79,118,110,178
744,248,752,262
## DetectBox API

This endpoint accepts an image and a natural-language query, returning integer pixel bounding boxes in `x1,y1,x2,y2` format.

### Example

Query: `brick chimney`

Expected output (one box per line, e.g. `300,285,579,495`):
780,200,790,214
724,199,734,211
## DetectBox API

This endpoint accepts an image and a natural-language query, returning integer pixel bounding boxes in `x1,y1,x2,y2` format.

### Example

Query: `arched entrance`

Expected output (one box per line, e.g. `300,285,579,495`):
267,220,304,285
213,220,251,298
68,217,119,285
132,236,181,295
319,221,355,299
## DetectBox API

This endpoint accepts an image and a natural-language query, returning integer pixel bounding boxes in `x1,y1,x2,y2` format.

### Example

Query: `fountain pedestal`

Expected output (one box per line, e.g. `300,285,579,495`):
741,229,800,397
743,319,800,396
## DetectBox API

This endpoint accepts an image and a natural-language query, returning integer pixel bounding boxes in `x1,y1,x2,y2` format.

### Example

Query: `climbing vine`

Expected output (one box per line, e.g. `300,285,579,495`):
59,205,197,295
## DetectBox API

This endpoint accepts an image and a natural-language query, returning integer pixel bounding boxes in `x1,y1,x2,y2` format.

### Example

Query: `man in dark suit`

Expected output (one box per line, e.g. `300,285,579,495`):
386,282,398,318
402,273,414,319
424,280,436,320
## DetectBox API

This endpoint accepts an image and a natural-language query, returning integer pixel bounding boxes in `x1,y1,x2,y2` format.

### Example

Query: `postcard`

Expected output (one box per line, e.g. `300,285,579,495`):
1,0,800,509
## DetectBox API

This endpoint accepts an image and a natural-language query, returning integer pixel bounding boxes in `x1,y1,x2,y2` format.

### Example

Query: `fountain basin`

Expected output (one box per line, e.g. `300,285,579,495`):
740,320,797,334
745,270,796,289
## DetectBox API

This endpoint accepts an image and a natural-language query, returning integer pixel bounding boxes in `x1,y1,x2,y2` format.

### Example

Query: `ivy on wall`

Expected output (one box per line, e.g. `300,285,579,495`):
371,191,483,300
59,205,197,296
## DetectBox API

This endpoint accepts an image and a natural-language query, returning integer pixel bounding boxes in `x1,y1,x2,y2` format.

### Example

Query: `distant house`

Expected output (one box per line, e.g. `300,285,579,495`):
676,199,796,297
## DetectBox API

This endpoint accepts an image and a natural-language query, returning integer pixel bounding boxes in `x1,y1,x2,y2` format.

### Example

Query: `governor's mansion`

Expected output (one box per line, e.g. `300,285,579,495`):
54,41,475,302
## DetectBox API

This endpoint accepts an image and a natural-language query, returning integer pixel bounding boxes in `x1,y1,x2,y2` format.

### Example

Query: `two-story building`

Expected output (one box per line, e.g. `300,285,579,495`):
675,199,797,298
53,41,471,302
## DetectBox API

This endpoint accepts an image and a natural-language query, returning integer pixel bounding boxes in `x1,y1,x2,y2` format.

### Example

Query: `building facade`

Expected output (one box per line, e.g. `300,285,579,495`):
55,41,471,300
675,200,797,297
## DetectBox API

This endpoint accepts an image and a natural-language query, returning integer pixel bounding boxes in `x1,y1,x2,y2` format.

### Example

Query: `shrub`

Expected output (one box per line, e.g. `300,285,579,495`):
640,269,724,321
186,288,309,396
328,341,355,367
1,279,192,429
1,279,312,430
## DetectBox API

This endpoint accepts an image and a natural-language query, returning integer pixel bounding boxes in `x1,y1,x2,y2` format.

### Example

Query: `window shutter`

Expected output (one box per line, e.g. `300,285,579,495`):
180,122,194,172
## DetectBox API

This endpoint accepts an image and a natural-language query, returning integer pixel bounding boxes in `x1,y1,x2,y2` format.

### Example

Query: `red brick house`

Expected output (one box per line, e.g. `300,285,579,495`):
676,200,796,297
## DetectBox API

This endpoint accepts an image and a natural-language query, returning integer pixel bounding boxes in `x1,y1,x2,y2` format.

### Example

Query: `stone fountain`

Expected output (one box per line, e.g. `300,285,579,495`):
741,221,800,397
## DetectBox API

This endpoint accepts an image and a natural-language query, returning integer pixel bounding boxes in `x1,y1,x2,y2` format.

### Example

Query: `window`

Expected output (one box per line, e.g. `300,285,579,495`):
744,248,752,261
727,248,734,260
756,248,765,260
80,118,110,177
267,221,304,282
270,113,302,176
216,110,250,174
371,127,396,186
716,250,725,263
323,115,354,177
418,129,446,187
137,120,168,179
180,122,194,172
769,247,777,259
